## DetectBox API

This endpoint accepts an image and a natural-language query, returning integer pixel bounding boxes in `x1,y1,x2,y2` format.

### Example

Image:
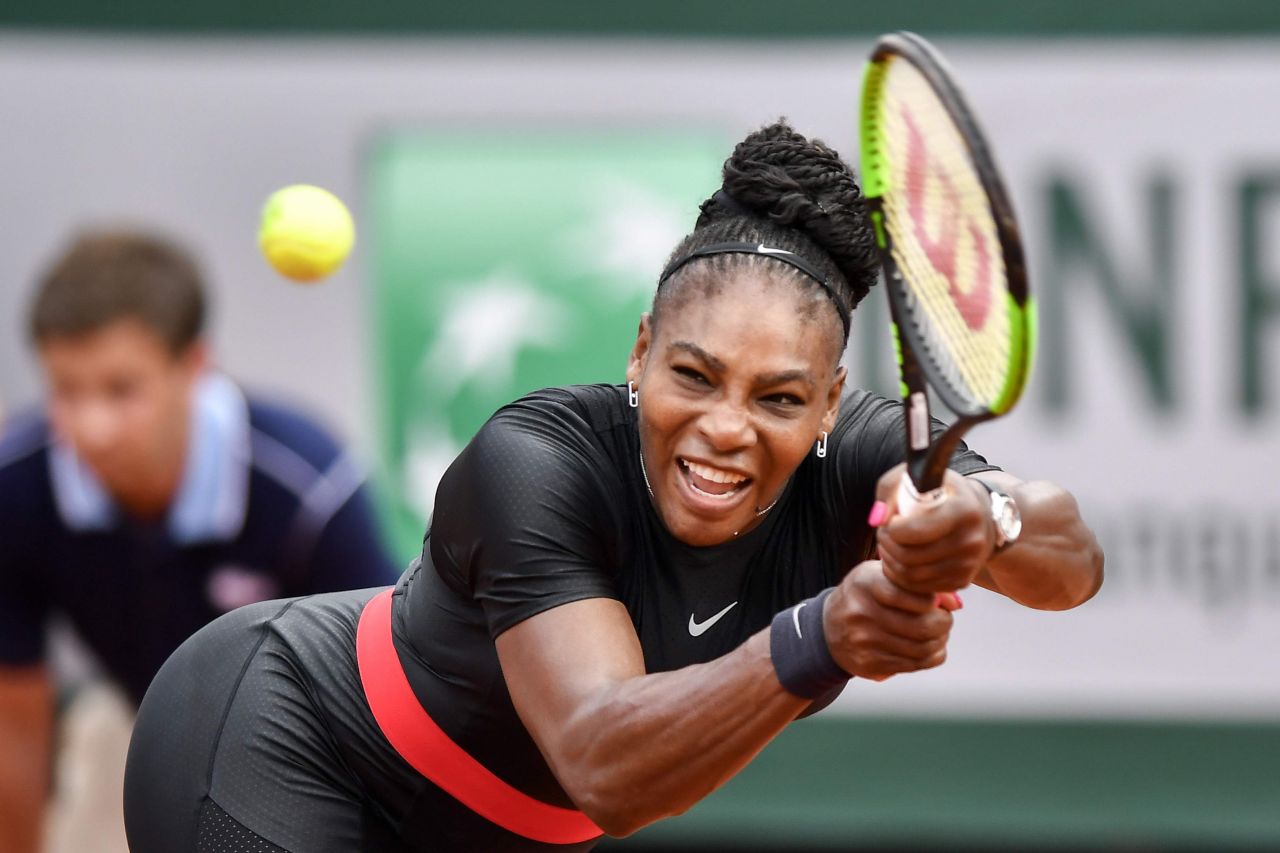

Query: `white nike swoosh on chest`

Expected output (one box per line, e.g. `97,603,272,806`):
688,601,738,637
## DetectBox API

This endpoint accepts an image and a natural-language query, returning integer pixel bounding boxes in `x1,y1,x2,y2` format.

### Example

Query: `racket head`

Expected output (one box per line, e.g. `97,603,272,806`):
860,32,1035,439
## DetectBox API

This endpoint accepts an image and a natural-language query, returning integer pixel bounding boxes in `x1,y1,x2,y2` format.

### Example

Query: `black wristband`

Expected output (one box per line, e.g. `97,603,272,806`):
769,588,850,699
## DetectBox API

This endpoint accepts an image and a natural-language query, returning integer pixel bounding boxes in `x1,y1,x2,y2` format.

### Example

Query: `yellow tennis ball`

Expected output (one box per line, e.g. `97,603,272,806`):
258,184,356,282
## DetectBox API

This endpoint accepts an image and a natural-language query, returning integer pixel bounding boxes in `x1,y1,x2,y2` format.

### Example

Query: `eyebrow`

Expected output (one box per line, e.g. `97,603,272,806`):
667,340,816,388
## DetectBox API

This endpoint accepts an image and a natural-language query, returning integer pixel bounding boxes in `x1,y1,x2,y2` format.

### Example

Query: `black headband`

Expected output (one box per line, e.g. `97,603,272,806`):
657,240,851,341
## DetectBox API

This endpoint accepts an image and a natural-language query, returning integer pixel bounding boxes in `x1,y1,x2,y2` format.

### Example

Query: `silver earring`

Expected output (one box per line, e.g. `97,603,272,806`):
816,431,828,459
627,381,638,408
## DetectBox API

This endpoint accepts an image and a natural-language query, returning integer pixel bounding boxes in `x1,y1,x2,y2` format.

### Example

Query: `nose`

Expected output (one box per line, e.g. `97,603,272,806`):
698,400,756,452
74,400,125,456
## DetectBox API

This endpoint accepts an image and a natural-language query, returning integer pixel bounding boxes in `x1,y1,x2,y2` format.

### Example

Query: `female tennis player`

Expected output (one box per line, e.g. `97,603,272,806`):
123,121,1103,852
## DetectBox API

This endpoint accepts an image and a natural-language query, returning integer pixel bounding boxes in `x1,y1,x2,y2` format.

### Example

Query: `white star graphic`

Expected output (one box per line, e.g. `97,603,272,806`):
558,178,689,305
415,270,576,399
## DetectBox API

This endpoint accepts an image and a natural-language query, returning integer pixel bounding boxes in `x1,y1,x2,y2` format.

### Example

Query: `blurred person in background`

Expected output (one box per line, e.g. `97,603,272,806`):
0,230,400,853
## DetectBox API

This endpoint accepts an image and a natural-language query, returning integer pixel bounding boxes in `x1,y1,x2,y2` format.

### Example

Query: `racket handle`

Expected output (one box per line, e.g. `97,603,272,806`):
895,472,946,518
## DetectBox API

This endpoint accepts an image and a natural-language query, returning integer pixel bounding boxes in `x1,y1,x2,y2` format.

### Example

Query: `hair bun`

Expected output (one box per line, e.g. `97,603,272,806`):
704,120,879,308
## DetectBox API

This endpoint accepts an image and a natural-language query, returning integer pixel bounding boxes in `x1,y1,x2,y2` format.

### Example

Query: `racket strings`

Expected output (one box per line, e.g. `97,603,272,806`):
877,57,1012,410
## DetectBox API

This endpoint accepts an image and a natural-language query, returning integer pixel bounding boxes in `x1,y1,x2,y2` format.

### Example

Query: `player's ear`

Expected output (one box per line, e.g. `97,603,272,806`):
626,313,653,386
821,364,846,433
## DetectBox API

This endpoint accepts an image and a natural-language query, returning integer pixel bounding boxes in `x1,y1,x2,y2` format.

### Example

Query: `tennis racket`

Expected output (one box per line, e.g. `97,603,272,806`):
859,31,1035,516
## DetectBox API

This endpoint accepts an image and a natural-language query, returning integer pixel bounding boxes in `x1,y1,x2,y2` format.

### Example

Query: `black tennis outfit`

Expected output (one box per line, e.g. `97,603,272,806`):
124,384,997,852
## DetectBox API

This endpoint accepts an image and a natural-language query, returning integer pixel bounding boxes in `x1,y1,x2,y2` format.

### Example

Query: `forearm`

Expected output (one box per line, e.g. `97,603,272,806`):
0,764,46,853
504,577,947,836
981,478,1104,610
550,630,807,836
0,667,53,853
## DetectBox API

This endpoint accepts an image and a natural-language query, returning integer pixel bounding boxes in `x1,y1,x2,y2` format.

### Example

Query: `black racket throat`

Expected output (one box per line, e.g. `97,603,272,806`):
897,338,991,493
905,409,984,494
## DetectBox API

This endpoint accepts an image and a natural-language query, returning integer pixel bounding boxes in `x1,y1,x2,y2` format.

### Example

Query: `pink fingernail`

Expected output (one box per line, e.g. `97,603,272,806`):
867,501,888,527
953,593,964,610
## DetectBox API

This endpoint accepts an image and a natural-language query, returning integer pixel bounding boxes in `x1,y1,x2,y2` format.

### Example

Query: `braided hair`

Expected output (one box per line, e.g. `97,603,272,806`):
652,120,879,353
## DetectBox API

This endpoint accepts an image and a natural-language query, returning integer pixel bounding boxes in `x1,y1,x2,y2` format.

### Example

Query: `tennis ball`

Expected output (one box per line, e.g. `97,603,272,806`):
258,184,356,282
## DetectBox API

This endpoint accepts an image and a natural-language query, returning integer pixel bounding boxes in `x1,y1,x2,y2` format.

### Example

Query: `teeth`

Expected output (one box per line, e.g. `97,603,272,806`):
682,459,747,485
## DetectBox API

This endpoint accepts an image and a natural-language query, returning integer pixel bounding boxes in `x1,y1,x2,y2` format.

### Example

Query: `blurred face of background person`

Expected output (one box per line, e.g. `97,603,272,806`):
38,320,205,517
30,230,209,518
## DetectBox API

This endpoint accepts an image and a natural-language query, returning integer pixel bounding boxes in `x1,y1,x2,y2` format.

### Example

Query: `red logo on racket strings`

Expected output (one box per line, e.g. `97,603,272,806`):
902,109,993,331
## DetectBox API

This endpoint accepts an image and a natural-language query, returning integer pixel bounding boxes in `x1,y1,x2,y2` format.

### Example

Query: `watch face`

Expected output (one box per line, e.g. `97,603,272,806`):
994,493,1022,542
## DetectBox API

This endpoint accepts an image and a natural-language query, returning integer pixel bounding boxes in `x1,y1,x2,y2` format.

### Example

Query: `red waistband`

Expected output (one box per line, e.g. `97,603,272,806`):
355,588,602,845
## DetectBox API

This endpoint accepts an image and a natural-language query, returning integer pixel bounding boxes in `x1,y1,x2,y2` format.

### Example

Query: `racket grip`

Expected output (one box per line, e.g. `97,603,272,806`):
895,472,945,519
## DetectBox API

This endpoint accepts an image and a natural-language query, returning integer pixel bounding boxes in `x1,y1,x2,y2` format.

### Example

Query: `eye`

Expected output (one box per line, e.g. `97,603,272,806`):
763,393,805,407
673,366,710,385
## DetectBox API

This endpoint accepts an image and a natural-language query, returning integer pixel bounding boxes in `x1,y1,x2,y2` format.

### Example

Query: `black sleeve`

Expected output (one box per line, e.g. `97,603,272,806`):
428,400,622,639
0,519,48,666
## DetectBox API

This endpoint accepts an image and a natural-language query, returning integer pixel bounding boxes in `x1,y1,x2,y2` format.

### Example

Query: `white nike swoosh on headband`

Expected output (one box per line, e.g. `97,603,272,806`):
688,601,738,637
756,244,795,256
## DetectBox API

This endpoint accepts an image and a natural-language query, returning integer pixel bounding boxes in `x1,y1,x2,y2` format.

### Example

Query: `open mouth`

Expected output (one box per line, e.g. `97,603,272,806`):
677,457,752,501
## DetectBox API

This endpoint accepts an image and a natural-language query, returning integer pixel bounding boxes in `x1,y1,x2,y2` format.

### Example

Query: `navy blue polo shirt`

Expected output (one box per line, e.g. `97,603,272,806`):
0,373,400,704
